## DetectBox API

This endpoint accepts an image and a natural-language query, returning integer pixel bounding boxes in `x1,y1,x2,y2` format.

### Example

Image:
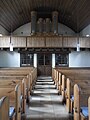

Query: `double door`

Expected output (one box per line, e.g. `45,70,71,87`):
37,54,52,76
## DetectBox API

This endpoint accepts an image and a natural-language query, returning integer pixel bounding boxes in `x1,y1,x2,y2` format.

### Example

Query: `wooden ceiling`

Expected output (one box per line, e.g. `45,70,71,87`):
0,0,90,33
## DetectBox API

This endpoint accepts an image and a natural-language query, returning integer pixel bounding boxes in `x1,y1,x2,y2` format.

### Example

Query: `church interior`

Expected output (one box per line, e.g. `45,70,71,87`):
0,0,90,120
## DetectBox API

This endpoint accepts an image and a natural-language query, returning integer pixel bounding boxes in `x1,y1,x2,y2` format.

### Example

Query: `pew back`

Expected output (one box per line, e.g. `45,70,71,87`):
0,96,9,120
0,84,21,120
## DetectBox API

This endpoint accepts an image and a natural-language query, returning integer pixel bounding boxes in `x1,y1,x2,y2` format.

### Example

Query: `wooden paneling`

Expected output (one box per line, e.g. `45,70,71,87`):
1,36,90,49
37,65,52,76
0,37,10,47
46,36,62,47
27,37,45,47
79,37,90,48
45,65,52,76
63,36,77,48
37,66,45,76
11,37,26,47
0,97,9,120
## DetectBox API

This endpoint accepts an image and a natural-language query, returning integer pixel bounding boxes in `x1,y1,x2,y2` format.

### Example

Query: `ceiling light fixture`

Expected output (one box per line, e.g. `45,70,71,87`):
0,34,3,37
77,34,80,52
9,32,13,51
9,42,13,51
86,34,90,37
77,43,80,52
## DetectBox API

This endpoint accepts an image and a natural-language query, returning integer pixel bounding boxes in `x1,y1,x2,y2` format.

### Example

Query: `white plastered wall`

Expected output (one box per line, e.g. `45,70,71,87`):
0,51,20,67
69,51,90,67
80,24,90,36
13,22,75,36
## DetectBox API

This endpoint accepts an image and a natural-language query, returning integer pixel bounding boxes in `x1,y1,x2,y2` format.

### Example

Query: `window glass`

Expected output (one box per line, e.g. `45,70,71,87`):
38,54,44,65
20,53,33,66
45,55,52,65
55,54,68,67
37,54,52,65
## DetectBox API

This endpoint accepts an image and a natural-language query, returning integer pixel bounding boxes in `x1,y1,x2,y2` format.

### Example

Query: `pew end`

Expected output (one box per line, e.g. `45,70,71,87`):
74,84,90,120
0,96,9,120
74,84,80,120
88,97,90,120
0,84,21,120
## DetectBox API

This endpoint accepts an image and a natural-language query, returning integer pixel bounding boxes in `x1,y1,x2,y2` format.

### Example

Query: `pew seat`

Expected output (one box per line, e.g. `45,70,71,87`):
74,84,90,120
70,95,74,113
70,95,74,101
9,106,15,118
81,107,88,117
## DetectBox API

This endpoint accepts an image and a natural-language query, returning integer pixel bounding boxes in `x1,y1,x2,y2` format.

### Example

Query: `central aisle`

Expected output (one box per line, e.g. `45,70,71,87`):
25,76,73,120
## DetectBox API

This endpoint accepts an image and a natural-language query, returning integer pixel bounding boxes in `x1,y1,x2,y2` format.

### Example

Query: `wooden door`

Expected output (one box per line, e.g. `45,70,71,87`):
37,54,52,76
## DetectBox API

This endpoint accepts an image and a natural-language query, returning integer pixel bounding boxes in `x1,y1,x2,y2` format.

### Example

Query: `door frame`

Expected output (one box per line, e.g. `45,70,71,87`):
37,53,52,76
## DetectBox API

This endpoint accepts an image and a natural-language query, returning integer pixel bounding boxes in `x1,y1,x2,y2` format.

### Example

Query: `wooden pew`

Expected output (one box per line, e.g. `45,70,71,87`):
0,67,37,92
58,72,62,94
0,67,37,102
52,69,61,93
52,69,56,83
0,67,34,70
0,96,9,120
66,78,90,113
59,69,90,90
61,74,67,101
52,69,70,97
30,68,37,93
0,72,30,93
0,78,26,113
56,70,90,100
0,72,30,102
88,97,90,120
52,68,54,80
0,76,29,102
53,68,90,114
0,84,21,120
74,84,90,120
56,70,59,90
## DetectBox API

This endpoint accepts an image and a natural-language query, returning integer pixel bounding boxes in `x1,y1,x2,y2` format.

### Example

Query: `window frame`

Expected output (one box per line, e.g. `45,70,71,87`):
55,53,69,67
20,53,34,67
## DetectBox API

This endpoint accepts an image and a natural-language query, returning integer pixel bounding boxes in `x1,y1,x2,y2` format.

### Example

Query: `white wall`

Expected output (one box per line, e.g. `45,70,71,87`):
52,54,55,68
0,51,20,67
13,22,75,36
0,50,90,68
80,24,90,36
13,23,31,36
34,54,37,68
69,51,90,67
0,25,9,35
58,23,75,35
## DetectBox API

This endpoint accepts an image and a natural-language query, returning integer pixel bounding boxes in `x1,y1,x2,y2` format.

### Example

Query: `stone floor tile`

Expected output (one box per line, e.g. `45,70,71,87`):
22,76,73,120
